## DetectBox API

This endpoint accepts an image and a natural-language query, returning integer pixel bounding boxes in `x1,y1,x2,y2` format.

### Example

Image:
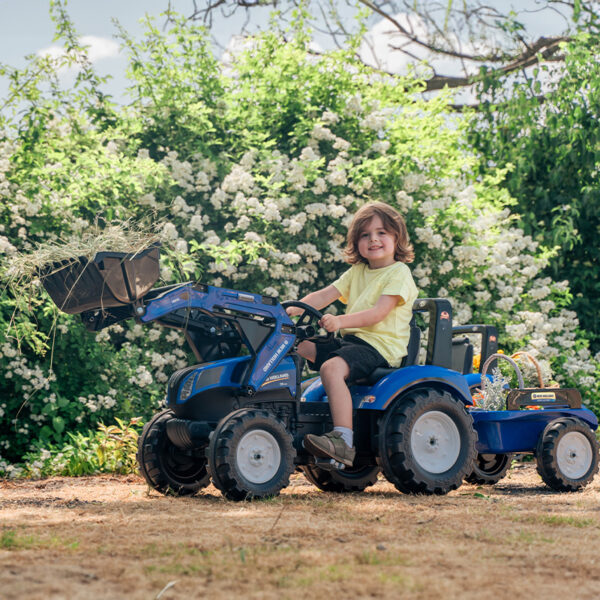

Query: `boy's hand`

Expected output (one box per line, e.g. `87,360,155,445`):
286,306,304,317
319,314,341,332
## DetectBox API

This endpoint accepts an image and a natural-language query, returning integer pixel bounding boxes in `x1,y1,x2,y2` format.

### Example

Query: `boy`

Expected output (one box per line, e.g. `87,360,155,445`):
286,202,418,466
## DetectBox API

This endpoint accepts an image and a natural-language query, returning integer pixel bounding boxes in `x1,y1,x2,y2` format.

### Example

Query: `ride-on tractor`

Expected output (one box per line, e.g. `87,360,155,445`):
42,247,600,500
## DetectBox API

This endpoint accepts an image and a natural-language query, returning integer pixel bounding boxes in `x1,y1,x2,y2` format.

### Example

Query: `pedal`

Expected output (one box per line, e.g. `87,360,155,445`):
313,457,346,471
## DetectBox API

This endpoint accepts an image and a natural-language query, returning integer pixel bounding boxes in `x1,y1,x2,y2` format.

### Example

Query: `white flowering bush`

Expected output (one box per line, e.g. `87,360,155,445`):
0,12,598,472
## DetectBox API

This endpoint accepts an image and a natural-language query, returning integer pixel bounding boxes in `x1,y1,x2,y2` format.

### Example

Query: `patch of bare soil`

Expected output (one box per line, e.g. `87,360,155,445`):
1,464,600,600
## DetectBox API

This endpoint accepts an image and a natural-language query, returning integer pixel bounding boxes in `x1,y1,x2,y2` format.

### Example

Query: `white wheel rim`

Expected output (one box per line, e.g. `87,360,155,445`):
410,411,461,474
236,429,281,484
556,431,592,480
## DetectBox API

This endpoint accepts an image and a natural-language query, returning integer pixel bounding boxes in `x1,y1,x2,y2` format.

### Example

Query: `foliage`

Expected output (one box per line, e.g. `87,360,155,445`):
0,5,598,468
468,32,600,352
0,417,142,478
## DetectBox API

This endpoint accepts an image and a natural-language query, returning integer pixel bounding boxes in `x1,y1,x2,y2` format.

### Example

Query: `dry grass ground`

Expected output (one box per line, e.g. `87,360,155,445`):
1,463,600,600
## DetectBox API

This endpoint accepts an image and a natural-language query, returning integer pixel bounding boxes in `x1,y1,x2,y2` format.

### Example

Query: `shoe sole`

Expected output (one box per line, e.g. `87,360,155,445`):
304,436,354,467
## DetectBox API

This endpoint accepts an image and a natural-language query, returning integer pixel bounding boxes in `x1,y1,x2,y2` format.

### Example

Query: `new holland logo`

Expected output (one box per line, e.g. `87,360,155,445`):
531,391,556,401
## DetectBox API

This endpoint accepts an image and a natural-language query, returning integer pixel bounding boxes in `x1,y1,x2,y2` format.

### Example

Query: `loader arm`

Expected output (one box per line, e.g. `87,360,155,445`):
140,283,296,395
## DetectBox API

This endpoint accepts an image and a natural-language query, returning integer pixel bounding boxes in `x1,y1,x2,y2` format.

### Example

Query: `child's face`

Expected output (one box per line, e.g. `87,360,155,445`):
357,215,396,268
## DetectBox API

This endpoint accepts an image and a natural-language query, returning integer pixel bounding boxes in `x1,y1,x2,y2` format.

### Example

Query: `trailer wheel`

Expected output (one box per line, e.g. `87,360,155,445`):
137,409,210,496
208,409,296,501
379,389,477,495
301,465,380,493
536,418,599,492
465,453,513,485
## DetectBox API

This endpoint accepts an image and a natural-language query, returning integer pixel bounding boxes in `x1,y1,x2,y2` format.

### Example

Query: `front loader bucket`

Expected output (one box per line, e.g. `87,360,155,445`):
40,245,160,314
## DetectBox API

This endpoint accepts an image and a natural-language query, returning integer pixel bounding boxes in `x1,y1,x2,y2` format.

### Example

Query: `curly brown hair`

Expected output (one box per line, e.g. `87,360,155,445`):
344,202,414,264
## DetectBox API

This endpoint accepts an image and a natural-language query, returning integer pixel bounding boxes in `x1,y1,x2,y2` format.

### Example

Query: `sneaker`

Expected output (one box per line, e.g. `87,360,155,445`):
304,431,356,467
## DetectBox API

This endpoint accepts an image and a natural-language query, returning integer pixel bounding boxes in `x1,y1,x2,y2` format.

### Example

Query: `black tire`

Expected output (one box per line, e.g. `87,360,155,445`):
465,453,513,485
378,388,477,495
137,409,210,496
301,464,381,493
208,409,296,501
536,418,599,492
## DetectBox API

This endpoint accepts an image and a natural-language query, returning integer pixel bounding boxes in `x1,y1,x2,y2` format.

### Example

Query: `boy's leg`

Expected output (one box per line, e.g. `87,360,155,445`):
295,340,317,363
319,357,351,429
303,356,356,466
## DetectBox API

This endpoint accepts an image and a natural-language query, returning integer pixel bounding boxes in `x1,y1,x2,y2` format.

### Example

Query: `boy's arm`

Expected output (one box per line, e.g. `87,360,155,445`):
319,294,399,332
286,285,341,316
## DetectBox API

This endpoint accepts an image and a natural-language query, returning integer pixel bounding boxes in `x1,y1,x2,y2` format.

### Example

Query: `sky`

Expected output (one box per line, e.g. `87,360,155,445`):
0,0,568,106
0,0,269,104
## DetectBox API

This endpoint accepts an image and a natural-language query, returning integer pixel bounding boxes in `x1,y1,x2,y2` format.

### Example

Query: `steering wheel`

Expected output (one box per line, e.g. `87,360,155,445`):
281,300,334,344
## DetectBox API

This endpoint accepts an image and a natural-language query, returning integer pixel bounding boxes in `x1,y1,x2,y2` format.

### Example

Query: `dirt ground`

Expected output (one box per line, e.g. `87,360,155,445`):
1,463,599,600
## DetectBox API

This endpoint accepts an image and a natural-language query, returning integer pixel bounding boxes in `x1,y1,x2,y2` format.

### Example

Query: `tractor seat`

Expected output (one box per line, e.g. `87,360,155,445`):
354,318,421,386
451,336,473,375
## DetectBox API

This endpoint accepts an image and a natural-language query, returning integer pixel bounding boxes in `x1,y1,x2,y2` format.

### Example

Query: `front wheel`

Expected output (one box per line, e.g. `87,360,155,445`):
465,453,514,485
536,418,599,492
137,410,210,496
208,409,296,501
379,389,477,495
301,465,381,493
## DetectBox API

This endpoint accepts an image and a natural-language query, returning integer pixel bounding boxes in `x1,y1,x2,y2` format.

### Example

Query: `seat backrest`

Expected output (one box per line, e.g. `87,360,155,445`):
451,337,473,374
400,317,421,368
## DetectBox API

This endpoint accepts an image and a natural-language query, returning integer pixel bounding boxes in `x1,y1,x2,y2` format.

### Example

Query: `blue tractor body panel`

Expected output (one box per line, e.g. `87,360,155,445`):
172,355,298,406
302,365,473,410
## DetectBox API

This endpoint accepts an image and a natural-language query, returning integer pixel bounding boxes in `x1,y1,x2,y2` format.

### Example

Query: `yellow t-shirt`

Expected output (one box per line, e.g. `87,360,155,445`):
333,262,419,367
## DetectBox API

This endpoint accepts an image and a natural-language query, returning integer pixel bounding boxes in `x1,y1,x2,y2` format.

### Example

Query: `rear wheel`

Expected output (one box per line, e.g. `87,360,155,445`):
536,418,599,492
137,410,210,496
379,389,477,495
208,409,296,501
465,453,514,485
301,464,380,493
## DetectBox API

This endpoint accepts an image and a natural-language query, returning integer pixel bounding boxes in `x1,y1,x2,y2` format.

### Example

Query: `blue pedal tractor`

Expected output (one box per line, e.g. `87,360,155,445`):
42,248,600,500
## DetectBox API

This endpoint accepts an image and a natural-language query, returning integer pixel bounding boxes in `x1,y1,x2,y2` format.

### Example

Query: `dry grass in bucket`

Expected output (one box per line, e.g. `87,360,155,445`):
0,219,169,364
3,220,167,289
